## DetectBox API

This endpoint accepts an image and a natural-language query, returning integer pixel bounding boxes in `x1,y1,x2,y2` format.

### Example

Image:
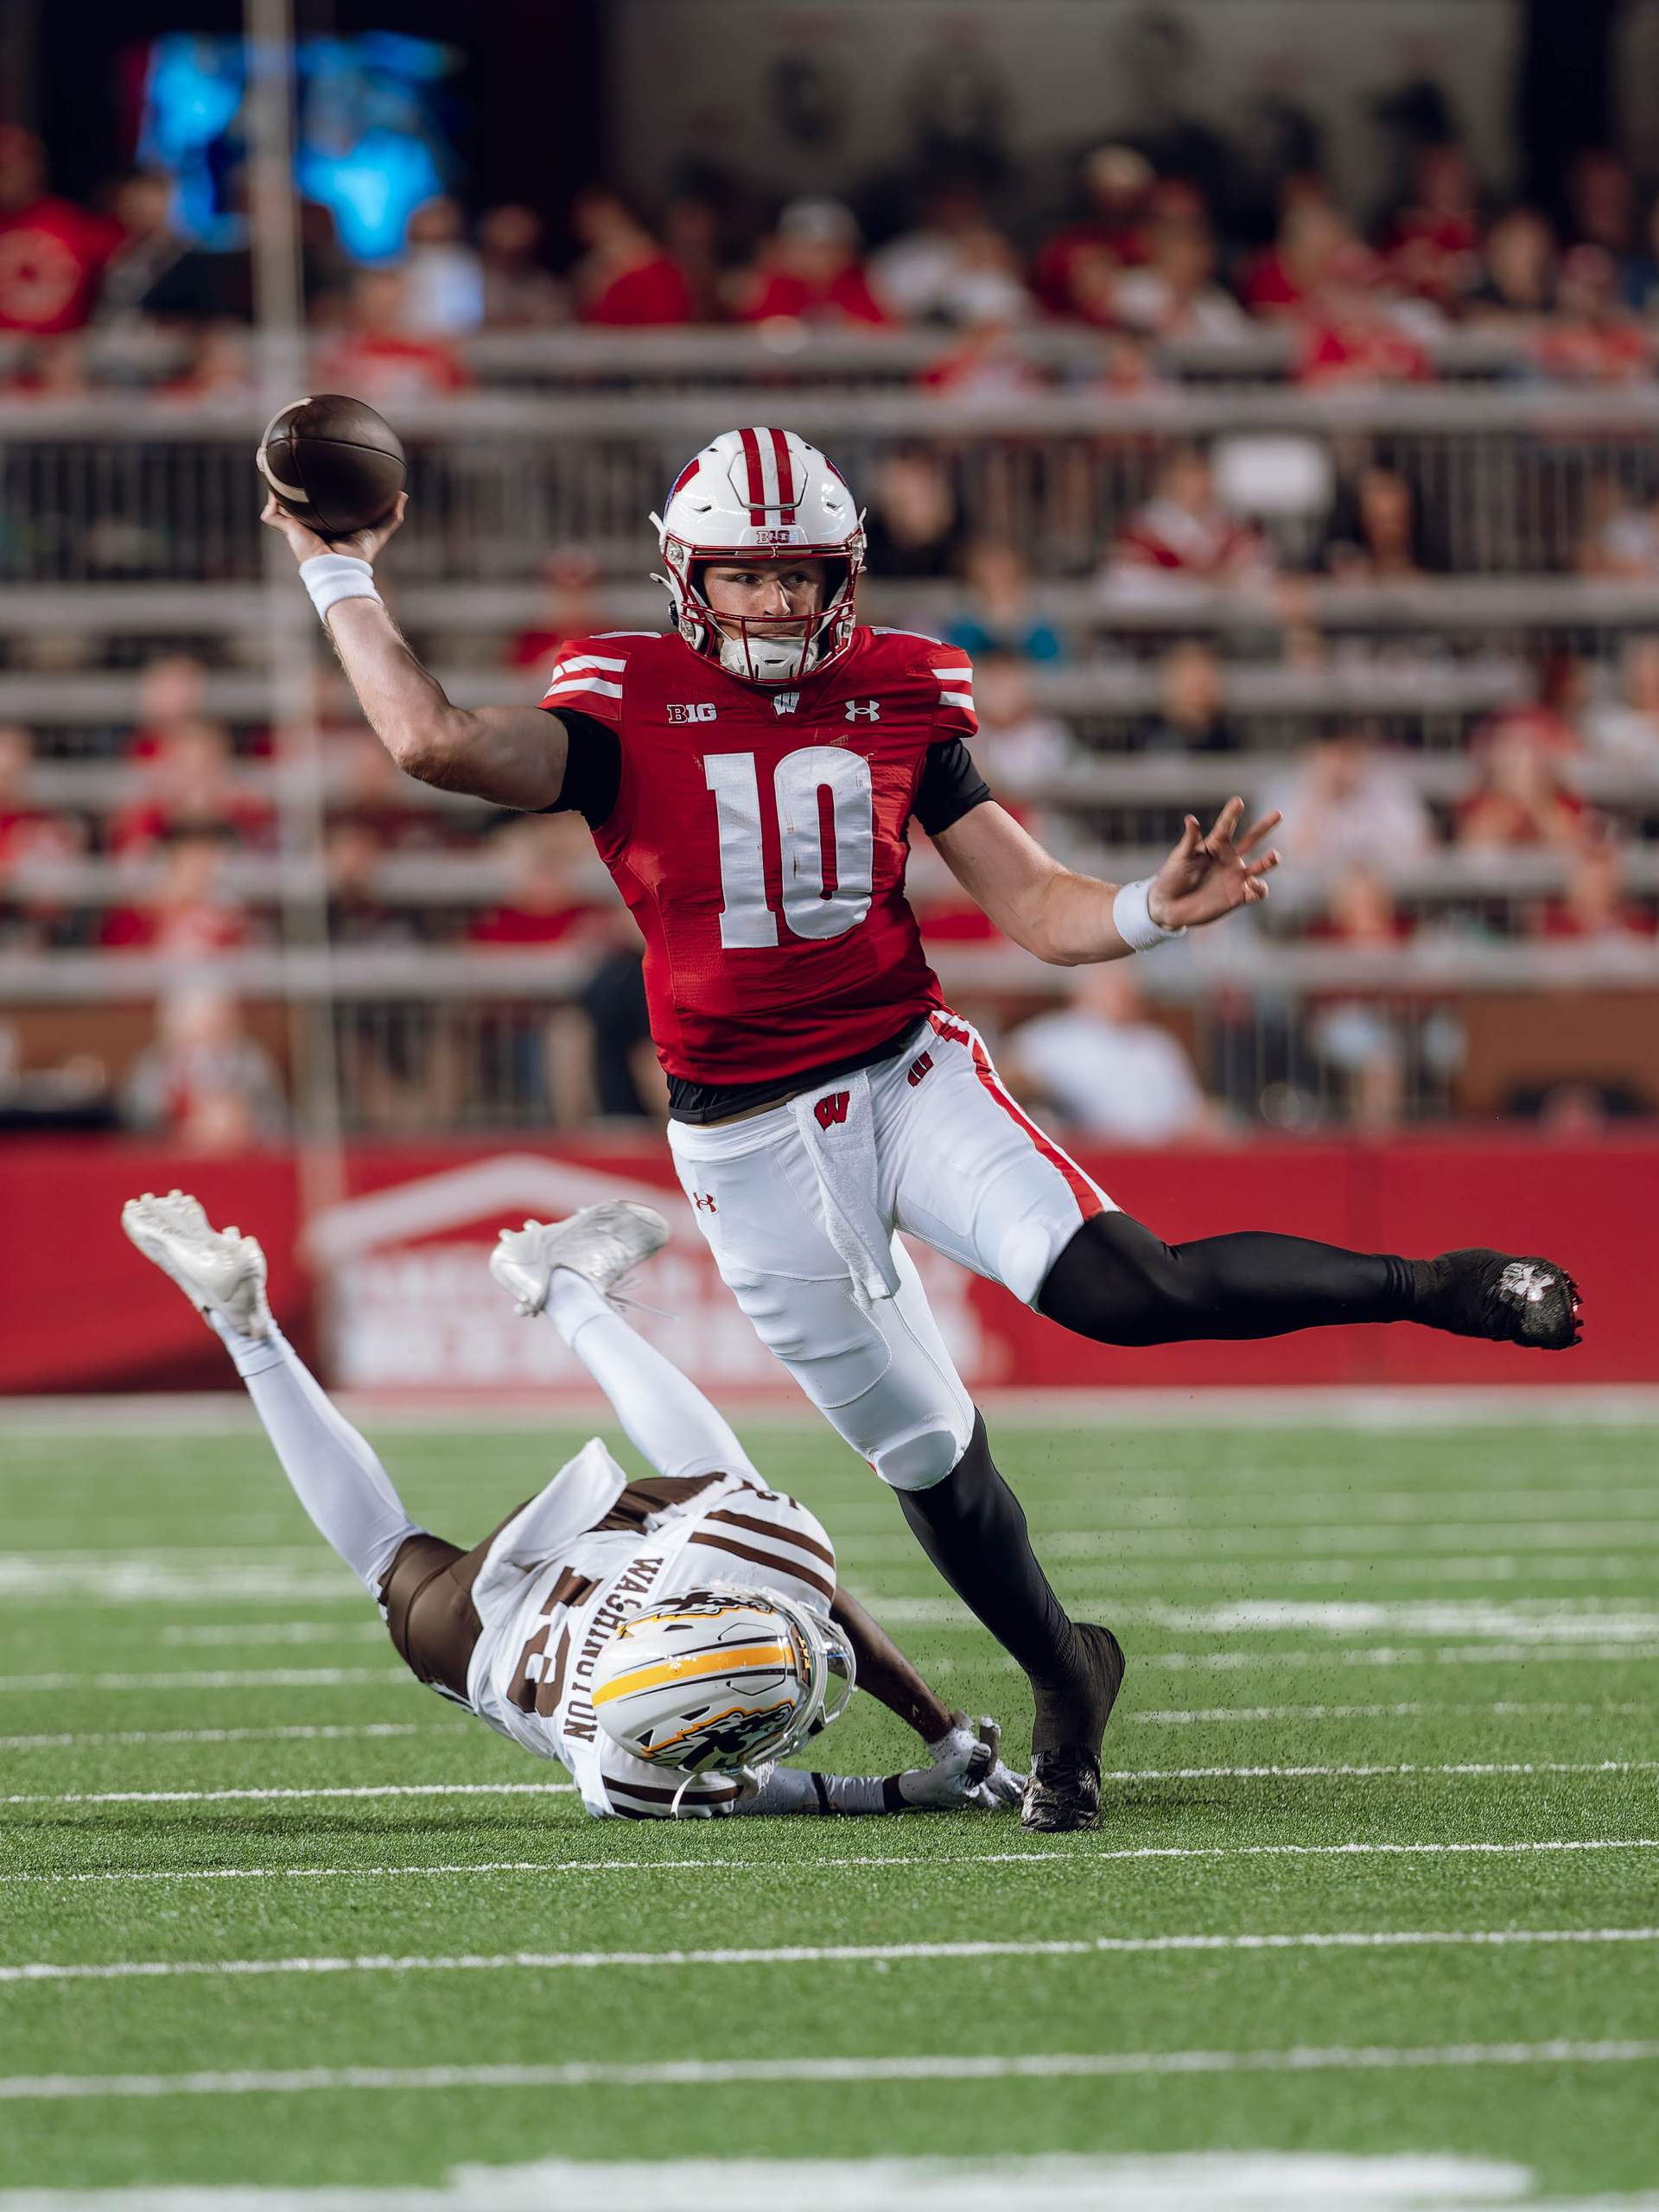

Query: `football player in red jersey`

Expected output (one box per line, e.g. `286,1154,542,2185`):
264,427,1580,1834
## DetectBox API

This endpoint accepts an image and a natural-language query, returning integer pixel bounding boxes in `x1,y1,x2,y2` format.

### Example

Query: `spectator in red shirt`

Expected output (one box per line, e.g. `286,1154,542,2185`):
1538,838,1655,942
735,197,888,327
1457,720,1586,851
110,719,272,857
1530,245,1653,384
1384,143,1483,308
314,267,471,404
1295,248,1433,389
0,723,71,870
1034,145,1154,319
1109,445,1269,588
0,128,120,337
101,829,251,957
917,309,1044,403
570,188,692,327
128,655,212,761
1241,187,1356,319
506,548,607,685
469,817,599,948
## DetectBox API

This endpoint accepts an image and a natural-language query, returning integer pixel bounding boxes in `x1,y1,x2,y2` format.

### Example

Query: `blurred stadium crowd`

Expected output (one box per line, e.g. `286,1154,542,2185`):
3,113,1658,1153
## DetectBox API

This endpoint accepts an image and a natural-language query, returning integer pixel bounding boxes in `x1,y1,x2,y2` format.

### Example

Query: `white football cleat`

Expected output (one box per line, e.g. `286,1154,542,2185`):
490,1201,669,1318
121,1189,274,1342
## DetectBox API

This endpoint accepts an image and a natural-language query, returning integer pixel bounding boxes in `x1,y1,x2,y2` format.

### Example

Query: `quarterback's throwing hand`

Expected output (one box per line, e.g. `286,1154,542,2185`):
1147,797,1281,931
259,489,409,568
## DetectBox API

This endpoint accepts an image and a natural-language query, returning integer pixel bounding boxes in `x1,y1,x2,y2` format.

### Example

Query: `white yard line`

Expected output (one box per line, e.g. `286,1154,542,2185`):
842,1525,1659,1557
0,1722,463,1752
0,2149,1624,2212
4,1838,1657,1888
160,1624,385,1646
5,1924,1657,1987
4,2039,1659,2101
11,1638,1659,1696
1133,1643,1659,1669
1132,1700,1654,1726
2,1782,575,1808
870,1596,1659,1635
3,1759,1649,1816
0,1668,405,1694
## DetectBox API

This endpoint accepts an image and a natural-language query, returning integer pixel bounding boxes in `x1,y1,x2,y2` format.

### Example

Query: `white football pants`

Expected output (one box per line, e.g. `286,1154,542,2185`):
667,1010,1116,1493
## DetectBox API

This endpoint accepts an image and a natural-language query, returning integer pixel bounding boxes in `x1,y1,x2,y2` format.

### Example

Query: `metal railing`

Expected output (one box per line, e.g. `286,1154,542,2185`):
10,386,1659,587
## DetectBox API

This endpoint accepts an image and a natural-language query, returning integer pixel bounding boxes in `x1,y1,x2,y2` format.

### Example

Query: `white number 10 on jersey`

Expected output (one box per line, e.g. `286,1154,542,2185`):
704,747,874,948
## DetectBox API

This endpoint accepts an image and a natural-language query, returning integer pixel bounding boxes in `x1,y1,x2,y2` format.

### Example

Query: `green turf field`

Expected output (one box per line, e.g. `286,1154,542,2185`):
2,1408,1657,2207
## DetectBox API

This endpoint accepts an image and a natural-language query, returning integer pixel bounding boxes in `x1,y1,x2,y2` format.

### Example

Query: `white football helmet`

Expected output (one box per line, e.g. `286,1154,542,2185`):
651,425,865,684
591,1584,855,1777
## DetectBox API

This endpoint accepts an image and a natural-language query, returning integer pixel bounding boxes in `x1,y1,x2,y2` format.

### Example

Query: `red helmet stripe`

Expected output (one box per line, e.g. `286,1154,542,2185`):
737,426,766,524
668,457,700,500
769,427,797,516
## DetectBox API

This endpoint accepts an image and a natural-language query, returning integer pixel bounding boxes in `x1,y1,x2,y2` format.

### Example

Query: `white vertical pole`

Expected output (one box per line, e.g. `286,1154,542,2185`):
244,0,347,1238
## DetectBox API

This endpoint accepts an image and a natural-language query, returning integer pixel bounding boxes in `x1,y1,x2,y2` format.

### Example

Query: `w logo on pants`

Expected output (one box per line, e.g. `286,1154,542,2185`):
813,1090,851,1130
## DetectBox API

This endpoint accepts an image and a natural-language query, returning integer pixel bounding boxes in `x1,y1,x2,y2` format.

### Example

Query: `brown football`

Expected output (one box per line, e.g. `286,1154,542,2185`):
257,393,406,538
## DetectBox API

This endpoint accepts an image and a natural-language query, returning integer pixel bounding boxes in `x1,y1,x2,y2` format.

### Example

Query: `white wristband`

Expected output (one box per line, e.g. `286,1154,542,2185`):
1112,876,1185,952
298,553,381,625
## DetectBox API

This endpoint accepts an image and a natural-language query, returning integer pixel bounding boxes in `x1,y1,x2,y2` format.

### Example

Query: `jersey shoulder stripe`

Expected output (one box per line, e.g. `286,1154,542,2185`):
540,638,632,719
868,626,945,645
543,676,624,704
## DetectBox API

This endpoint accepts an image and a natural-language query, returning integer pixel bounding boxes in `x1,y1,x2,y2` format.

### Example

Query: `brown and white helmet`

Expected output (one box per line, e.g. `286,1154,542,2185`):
651,426,865,684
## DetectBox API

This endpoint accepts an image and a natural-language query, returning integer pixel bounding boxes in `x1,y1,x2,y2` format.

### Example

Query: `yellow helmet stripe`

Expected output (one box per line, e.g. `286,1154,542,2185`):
591,1641,794,1707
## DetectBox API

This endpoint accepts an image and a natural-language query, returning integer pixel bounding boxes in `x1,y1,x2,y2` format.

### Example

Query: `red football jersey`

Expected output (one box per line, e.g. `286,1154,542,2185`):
540,626,979,1085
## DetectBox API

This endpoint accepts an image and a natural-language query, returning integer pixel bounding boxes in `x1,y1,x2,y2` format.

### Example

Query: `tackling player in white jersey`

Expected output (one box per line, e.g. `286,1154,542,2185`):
122,1192,1022,1821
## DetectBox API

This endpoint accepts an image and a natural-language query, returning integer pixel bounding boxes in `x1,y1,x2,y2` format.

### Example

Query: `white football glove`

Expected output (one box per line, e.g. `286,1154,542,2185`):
897,1713,1024,1812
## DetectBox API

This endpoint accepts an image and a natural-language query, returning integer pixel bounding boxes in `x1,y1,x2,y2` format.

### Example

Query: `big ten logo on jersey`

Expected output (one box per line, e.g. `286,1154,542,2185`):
667,701,718,724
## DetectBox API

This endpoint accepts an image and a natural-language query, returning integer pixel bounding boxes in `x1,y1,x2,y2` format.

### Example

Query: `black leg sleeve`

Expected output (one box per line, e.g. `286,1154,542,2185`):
1038,1211,1426,1348
896,1412,1085,1750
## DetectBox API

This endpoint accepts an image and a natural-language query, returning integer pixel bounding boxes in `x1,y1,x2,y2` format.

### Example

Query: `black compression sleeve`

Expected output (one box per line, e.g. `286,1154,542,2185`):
914,739,992,836
538,709,621,830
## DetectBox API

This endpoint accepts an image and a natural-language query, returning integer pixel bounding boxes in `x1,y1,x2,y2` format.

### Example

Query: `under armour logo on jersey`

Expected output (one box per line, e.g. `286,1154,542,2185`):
692,1192,718,1213
666,702,718,724
772,690,800,716
843,699,880,721
813,1090,850,1130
